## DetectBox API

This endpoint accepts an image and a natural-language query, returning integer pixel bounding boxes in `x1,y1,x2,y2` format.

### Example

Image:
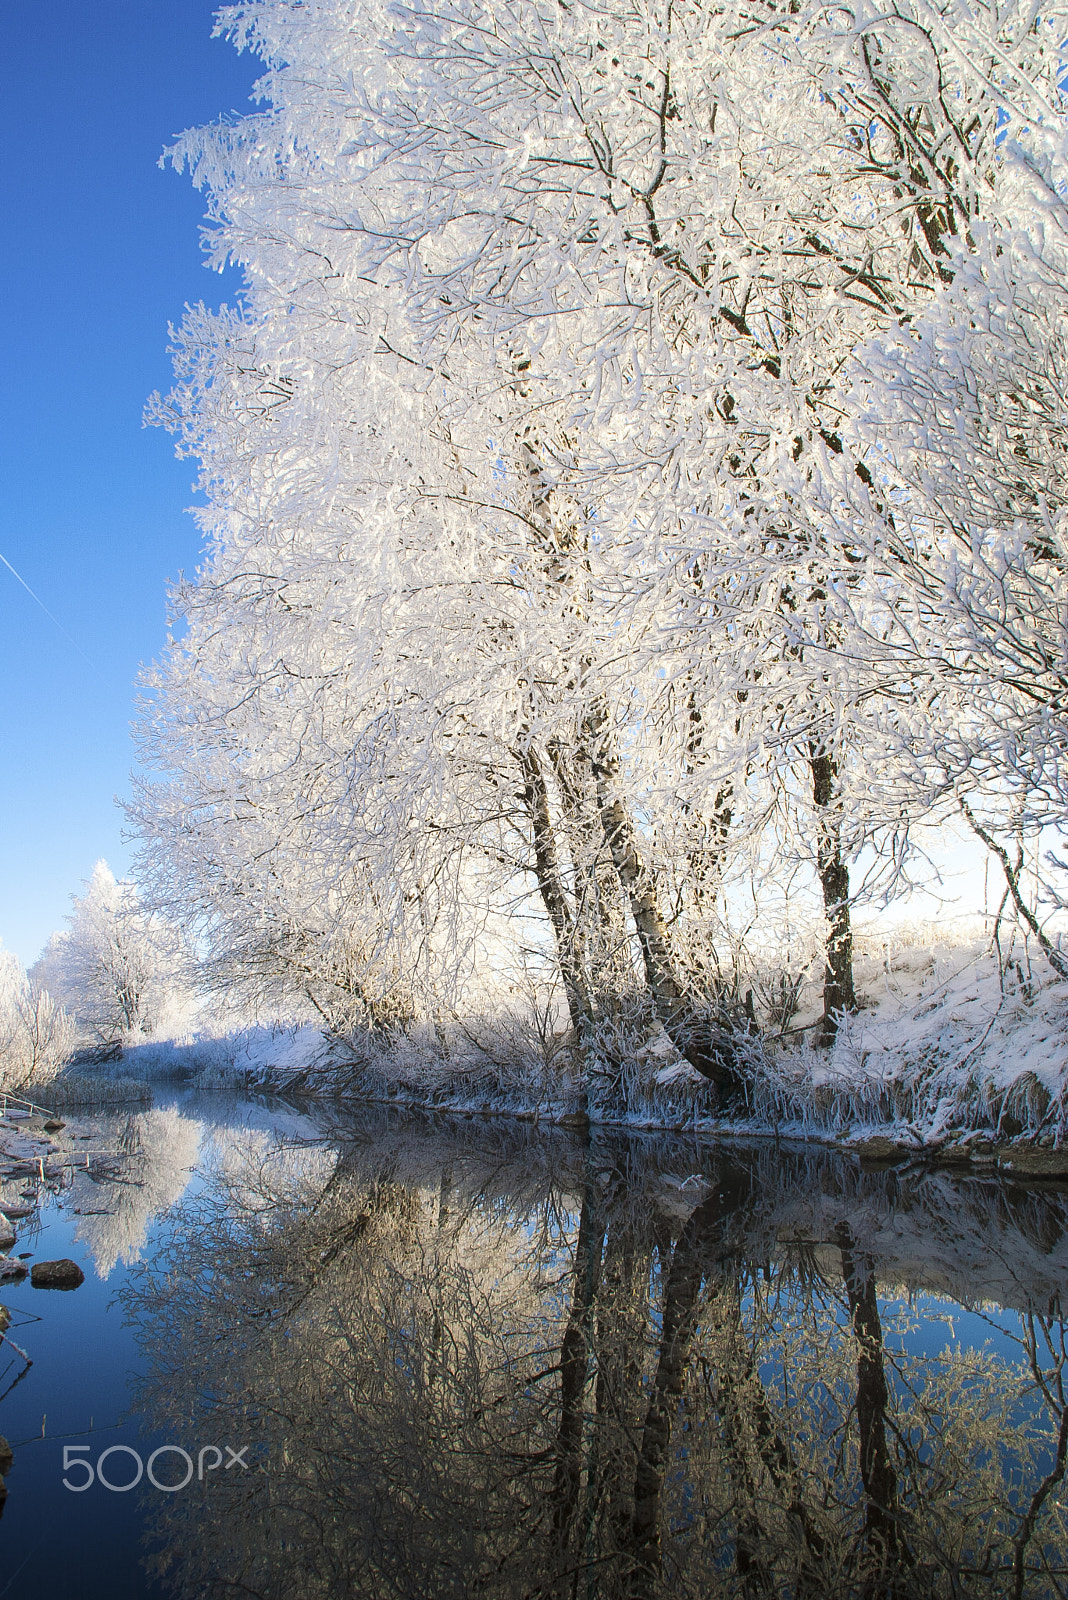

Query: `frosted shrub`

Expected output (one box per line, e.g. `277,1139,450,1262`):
0,943,76,1093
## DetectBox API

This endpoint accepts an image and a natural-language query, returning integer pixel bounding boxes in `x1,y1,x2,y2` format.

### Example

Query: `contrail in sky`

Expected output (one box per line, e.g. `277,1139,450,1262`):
0,548,96,669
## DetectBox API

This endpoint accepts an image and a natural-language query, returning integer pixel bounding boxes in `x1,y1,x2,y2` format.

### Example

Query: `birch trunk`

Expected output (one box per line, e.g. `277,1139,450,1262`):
810,747,856,1042
585,700,743,1102
516,743,596,1068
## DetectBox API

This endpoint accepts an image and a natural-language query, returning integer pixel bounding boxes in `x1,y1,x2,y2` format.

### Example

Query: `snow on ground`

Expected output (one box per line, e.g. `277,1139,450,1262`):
784,920,1068,1139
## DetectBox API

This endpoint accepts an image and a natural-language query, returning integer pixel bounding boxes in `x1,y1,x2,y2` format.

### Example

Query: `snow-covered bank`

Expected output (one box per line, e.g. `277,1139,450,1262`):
50,927,1068,1155
768,925,1068,1141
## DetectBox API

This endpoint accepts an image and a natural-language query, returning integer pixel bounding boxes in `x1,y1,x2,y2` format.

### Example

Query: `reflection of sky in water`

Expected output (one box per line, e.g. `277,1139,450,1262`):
0,1094,345,1600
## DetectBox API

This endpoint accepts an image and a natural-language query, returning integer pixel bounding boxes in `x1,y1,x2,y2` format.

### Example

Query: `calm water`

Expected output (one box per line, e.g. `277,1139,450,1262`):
0,1094,1066,1598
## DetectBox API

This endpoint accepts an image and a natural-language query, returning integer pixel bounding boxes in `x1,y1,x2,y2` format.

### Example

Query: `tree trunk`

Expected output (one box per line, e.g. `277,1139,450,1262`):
626,1177,742,1595
684,690,734,921
593,1221,646,1568
837,1226,907,1572
550,1157,606,1586
548,737,632,1010
585,700,743,1103
810,747,856,1043
517,742,597,1082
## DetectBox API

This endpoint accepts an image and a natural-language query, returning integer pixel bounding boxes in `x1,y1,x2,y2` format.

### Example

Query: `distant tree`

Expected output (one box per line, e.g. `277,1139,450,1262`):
0,942,76,1091
31,862,193,1054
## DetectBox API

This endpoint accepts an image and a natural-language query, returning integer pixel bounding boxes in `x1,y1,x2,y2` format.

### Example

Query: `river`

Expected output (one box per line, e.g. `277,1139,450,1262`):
0,1091,1066,1597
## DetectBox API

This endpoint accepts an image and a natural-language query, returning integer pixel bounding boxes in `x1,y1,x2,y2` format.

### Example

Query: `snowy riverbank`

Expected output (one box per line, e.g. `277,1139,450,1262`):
44,926,1068,1161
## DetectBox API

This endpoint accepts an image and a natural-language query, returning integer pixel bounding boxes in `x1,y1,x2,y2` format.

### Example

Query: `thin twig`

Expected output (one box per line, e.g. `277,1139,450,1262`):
960,799,1068,980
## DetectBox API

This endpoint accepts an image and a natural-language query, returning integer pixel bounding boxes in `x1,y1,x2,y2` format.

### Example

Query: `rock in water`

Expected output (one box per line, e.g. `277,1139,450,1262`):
998,1148,1068,1181
0,1259,27,1281
30,1259,84,1289
0,1438,12,1476
853,1136,913,1168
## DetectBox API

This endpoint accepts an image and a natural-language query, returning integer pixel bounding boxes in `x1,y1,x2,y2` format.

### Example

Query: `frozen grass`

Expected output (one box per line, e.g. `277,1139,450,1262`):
47,1073,154,1110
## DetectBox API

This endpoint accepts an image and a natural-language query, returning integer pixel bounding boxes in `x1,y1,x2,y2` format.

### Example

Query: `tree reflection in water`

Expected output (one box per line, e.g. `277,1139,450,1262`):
121,1117,1068,1598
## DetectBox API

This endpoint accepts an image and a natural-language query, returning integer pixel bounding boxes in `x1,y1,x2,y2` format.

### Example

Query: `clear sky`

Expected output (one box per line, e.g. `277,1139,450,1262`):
0,2,259,966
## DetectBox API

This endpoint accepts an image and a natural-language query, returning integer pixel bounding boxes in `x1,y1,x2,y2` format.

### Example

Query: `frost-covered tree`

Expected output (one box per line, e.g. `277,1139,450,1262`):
836,222,1068,973
32,862,193,1053
129,362,566,1038
132,0,1068,1088
317,0,1066,1028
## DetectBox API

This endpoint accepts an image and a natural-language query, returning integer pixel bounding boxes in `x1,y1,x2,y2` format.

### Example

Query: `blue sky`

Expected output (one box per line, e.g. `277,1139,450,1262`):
0,2,259,965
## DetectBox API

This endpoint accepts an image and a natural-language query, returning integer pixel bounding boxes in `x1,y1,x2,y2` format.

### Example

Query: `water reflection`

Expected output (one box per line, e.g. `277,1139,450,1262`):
121,1117,1068,1597
66,1107,202,1276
